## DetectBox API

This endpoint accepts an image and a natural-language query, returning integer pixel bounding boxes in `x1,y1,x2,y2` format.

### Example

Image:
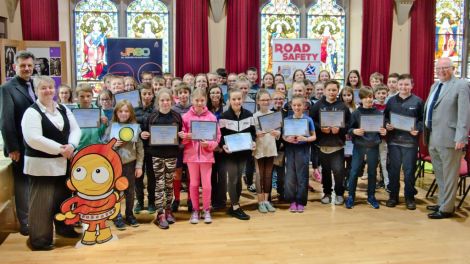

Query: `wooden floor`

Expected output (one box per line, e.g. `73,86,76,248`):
1,175,470,264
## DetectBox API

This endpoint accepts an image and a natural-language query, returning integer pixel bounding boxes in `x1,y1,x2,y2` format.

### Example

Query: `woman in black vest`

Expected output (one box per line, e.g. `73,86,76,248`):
21,76,81,250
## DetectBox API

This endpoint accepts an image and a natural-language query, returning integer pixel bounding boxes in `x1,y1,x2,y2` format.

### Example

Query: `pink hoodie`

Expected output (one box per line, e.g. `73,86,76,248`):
182,106,221,163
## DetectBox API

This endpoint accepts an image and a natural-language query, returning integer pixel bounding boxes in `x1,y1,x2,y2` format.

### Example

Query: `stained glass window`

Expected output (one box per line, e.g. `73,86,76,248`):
435,0,466,78
307,0,346,82
74,0,118,82
260,0,301,75
127,0,170,73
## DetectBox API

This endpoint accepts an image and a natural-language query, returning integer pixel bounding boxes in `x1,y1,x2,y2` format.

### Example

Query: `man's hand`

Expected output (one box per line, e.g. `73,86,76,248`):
8,151,20,162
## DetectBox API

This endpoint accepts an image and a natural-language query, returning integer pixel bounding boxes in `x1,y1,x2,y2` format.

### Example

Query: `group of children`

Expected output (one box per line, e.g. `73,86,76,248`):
57,67,423,231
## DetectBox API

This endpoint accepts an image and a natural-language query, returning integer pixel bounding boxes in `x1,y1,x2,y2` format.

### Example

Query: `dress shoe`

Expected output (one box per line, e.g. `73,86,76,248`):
19,226,29,236
405,199,416,210
27,239,54,251
428,211,453,219
56,228,81,238
426,205,440,211
385,199,397,208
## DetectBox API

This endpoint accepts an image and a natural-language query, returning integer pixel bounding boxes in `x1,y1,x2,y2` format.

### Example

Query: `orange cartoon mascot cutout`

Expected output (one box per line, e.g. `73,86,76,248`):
55,139,128,246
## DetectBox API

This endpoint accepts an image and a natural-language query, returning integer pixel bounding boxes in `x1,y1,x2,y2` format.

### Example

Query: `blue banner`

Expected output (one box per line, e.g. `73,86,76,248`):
106,38,162,82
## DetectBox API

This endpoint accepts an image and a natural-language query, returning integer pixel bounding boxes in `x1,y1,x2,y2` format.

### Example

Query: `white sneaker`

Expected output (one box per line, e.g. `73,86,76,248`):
189,211,199,224
335,196,344,205
203,210,212,224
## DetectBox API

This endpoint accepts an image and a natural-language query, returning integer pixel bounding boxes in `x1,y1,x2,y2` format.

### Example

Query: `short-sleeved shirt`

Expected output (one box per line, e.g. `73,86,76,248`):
284,114,315,145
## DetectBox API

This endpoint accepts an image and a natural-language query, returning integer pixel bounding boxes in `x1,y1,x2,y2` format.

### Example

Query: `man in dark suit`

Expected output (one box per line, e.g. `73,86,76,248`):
0,50,37,235
424,57,470,219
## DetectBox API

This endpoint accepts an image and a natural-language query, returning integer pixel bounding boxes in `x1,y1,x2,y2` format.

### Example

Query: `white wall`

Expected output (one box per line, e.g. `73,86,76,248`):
0,1,23,40
208,8,227,72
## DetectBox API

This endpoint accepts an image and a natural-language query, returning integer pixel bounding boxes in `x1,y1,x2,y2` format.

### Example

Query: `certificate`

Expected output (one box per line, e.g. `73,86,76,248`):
220,85,228,96
63,104,77,110
243,102,256,113
283,118,309,136
114,90,142,108
191,121,217,141
110,123,140,142
150,125,178,145
360,114,384,132
224,133,252,152
353,89,360,103
258,111,283,132
390,112,415,132
72,108,101,128
320,111,345,128
344,140,353,156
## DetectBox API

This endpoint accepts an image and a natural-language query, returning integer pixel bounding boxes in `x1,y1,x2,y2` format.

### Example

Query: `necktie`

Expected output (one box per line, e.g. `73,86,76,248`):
426,83,443,130
26,81,36,101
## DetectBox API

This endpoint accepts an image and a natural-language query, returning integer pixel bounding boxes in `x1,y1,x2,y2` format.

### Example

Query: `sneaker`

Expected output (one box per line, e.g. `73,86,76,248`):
297,204,305,213
335,196,344,205
154,213,169,229
113,215,126,230
258,202,268,213
361,174,368,180
125,216,139,227
385,185,391,193
289,202,297,213
386,199,397,208
134,203,143,214
187,200,193,213
228,207,250,220
147,204,157,214
321,194,331,204
405,198,416,210
165,209,176,224
171,200,180,212
203,210,212,224
264,201,276,212
190,211,199,224
345,197,354,209
248,184,257,193
367,196,380,209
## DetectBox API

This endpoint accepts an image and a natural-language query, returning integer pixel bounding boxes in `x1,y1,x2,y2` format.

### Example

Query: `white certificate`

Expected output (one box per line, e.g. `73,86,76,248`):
353,89,360,103
320,111,345,128
283,118,309,136
72,108,101,128
191,121,217,141
390,112,415,132
360,114,384,132
258,111,283,132
243,102,256,113
224,132,252,152
220,85,228,96
110,123,140,142
150,125,178,145
344,140,353,156
114,90,142,108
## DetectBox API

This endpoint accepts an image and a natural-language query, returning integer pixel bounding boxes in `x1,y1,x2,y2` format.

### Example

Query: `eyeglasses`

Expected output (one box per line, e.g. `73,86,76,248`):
435,66,452,71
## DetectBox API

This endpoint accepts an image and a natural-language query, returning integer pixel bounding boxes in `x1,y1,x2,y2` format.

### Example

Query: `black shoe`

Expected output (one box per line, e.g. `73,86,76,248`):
228,207,250,220
187,200,193,213
27,239,54,251
125,216,140,227
385,185,391,193
405,198,416,210
385,199,397,208
113,215,126,230
171,200,180,212
56,227,81,238
19,225,29,236
426,205,440,212
376,181,385,189
428,211,453,219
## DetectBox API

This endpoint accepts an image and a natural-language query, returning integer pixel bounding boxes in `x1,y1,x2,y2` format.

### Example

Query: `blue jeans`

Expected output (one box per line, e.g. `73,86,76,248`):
387,144,418,200
348,145,379,198
284,144,310,206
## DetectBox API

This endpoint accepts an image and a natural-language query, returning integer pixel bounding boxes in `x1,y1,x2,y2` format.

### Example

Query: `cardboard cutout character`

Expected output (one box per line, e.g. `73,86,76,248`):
55,139,128,246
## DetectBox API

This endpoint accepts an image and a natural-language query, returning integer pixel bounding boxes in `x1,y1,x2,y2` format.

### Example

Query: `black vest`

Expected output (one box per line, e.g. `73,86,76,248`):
25,103,70,158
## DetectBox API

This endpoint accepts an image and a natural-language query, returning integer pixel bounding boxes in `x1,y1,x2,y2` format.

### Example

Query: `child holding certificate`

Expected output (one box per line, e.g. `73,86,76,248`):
219,88,256,220
180,88,221,224
310,80,351,205
104,100,144,230
384,74,423,210
282,95,316,213
373,84,389,189
253,90,280,213
345,88,386,209
140,88,182,229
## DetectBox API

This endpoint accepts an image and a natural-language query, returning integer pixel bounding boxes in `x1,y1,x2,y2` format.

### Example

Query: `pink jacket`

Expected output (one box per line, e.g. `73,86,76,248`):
182,106,221,163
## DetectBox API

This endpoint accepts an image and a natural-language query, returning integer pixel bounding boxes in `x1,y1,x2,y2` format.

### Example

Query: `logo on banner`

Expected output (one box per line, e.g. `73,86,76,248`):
120,48,151,58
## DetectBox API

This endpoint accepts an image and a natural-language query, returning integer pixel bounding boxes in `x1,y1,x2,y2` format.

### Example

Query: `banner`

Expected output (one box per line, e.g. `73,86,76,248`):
106,38,162,82
272,38,321,83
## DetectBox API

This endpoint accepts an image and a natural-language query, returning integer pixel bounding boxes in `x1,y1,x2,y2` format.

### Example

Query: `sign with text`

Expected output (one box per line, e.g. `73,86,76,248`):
272,38,321,83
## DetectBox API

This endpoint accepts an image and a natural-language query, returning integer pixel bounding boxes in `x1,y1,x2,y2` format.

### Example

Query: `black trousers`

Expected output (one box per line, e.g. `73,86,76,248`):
135,154,156,205
12,157,30,229
211,152,227,207
319,149,346,196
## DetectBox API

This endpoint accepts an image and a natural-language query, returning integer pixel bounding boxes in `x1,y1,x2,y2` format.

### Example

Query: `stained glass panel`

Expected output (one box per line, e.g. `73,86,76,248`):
260,0,301,75
127,0,170,73
435,0,466,78
307,0,346,82
74,0,118,82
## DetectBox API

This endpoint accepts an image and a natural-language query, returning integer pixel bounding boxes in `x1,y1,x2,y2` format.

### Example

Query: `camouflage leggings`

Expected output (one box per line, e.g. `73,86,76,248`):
153,157,176,213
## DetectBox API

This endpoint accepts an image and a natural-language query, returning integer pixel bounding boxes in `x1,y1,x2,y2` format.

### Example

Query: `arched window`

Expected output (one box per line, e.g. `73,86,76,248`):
74,0,119,82
435,0,466,78
260,0,301,75
307,0,346,82
127,0,170,73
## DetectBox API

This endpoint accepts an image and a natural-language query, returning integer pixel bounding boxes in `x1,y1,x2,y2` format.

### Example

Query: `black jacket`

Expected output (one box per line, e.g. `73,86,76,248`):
219,106,256,159
348,106,383,148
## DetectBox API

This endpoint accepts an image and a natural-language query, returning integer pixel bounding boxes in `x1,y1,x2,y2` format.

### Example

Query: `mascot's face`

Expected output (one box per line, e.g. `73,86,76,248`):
71,154,114,196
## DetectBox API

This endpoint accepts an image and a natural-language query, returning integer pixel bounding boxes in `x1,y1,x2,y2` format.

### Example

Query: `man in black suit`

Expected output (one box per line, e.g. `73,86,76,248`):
0,50,37,235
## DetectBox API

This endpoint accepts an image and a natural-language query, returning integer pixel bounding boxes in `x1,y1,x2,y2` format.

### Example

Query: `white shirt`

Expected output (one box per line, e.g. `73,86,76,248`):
21,100,81,176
